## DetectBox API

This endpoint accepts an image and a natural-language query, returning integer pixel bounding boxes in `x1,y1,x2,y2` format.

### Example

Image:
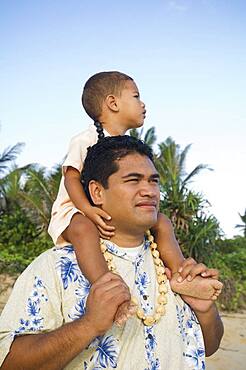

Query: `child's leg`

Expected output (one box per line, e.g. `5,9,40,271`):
62,213,108,282
153,213,222,300
63,213,135,324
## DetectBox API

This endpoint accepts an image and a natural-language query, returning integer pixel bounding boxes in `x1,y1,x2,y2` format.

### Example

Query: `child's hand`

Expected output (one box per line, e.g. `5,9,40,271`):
177,257,219,282
85,206,115,239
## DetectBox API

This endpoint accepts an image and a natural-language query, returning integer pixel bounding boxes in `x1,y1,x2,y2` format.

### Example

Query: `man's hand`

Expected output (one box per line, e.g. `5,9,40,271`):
84,206,115,239
0,272,130,370
85,272,131,336
166,259,223,301
177,257,219,282
181,295,215,313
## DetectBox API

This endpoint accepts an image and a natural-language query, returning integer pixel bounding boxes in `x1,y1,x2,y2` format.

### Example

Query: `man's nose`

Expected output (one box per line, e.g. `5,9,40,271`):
139,184,156,197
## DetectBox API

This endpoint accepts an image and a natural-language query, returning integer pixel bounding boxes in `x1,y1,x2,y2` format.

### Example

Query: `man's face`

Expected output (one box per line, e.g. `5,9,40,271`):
99,153,160,234
117,80,146,129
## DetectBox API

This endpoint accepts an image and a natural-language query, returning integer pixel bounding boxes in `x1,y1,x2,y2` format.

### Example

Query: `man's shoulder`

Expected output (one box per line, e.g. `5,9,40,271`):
23,246,77,276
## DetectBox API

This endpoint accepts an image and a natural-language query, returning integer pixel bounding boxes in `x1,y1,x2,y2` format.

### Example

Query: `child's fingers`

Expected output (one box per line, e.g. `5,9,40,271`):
96,208,112,222
97,226,114,239
96,216,115,231
97,226,115,239
97,220,115,231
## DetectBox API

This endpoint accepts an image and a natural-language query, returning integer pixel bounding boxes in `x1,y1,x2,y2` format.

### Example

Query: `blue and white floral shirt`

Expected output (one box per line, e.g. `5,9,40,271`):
0,241,205,369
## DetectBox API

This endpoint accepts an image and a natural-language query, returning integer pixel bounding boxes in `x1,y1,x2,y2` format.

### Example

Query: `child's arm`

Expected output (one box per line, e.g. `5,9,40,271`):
64,166,115,238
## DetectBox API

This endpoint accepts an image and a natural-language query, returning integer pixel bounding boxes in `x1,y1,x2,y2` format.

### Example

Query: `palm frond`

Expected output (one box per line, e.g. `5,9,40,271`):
0,143,25,176
143,127,156,147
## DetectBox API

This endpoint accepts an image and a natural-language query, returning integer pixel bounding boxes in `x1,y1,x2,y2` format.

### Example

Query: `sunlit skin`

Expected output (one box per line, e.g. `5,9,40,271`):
100,80,146,135
89,153,160,247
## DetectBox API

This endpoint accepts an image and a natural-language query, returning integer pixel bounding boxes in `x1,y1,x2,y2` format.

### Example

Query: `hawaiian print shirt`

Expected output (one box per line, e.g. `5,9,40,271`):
0,240,205,369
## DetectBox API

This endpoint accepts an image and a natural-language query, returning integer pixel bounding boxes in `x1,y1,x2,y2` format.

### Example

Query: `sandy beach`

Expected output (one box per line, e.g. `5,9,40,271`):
206,312,246,370
0,274,245,369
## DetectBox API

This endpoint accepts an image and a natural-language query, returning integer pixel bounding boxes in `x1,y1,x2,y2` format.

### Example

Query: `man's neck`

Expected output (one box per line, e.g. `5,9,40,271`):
109,230,145,248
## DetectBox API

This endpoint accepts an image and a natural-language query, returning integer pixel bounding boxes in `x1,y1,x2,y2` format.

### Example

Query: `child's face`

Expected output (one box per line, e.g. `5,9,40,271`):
117,80,146,129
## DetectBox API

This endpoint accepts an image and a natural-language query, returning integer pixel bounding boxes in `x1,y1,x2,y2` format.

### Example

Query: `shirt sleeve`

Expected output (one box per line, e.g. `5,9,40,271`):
0,252,63,366
62,131,93,175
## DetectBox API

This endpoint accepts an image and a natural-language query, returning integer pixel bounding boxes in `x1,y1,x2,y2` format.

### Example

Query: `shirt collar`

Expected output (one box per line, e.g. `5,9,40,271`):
102,237,150,262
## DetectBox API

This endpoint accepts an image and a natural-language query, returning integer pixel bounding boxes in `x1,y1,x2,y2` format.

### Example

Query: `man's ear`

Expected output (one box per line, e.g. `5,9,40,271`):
105,94,119,112
88,180,104,206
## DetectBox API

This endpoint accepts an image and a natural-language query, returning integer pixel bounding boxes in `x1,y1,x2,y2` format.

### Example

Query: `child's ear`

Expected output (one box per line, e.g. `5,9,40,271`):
88,180,104,205
105,94,119,112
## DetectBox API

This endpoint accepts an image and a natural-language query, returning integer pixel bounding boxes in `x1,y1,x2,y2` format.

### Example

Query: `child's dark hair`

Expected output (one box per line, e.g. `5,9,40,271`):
81,135,154,205
94,121,105,141
82,71,133,141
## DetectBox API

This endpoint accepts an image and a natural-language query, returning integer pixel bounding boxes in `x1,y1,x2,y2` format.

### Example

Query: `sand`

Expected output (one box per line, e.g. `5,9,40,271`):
206,312,246,370
0,274,245,369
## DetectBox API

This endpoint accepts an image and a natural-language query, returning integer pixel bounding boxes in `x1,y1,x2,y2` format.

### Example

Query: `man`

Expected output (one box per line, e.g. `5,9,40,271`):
0,136,223,369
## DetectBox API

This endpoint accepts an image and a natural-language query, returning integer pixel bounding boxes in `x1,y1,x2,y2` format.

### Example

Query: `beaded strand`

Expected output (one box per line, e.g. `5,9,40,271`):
100,230,168,326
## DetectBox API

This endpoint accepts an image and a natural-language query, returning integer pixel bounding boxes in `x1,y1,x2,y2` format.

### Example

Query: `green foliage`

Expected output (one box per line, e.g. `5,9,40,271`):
0,207,52,274
0,142,24,177
235,208,246,237
178,214,222,263
211,236,246,311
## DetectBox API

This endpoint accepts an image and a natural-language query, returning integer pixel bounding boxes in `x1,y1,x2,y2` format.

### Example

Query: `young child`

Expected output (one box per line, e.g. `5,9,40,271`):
48,71,222,323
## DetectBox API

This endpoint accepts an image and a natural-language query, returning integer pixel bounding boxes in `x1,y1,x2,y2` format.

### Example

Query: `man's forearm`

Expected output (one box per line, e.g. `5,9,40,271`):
195,304,224,357
1,316,98,370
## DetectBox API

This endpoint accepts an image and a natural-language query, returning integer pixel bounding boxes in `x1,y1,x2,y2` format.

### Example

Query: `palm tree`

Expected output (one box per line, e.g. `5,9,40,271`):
0,143,24,177
0,143,24,209
156,136,211,232
1,157,61,231
17,164,61,231
235,209,246,237
130,127,157,148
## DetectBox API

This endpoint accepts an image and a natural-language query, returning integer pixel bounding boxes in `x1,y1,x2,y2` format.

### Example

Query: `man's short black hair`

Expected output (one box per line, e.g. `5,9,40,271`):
81,135,154,205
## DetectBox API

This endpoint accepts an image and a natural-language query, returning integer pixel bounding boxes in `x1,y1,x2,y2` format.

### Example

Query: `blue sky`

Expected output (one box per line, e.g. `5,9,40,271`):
1,0,245,237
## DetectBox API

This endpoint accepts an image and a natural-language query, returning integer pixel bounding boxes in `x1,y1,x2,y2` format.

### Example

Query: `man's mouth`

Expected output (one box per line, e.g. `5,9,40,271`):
136,201,157,209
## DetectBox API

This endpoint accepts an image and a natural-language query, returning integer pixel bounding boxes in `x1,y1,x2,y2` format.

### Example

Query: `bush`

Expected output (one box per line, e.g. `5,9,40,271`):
0,207,52,274
211,236,246,311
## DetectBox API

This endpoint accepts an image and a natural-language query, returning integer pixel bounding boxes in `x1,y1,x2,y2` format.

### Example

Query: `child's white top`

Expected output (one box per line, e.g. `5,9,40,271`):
48,124,107,247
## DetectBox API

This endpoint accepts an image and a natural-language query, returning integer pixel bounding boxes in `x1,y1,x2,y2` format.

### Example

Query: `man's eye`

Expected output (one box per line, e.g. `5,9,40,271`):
126,178,139,182
151,179,160,184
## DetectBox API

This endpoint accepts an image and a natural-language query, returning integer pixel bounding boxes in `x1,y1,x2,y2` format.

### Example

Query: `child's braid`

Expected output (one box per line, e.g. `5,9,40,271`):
94,121,105,141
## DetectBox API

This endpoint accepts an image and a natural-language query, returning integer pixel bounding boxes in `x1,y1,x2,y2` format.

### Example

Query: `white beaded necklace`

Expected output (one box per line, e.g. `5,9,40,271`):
100,230,168,326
